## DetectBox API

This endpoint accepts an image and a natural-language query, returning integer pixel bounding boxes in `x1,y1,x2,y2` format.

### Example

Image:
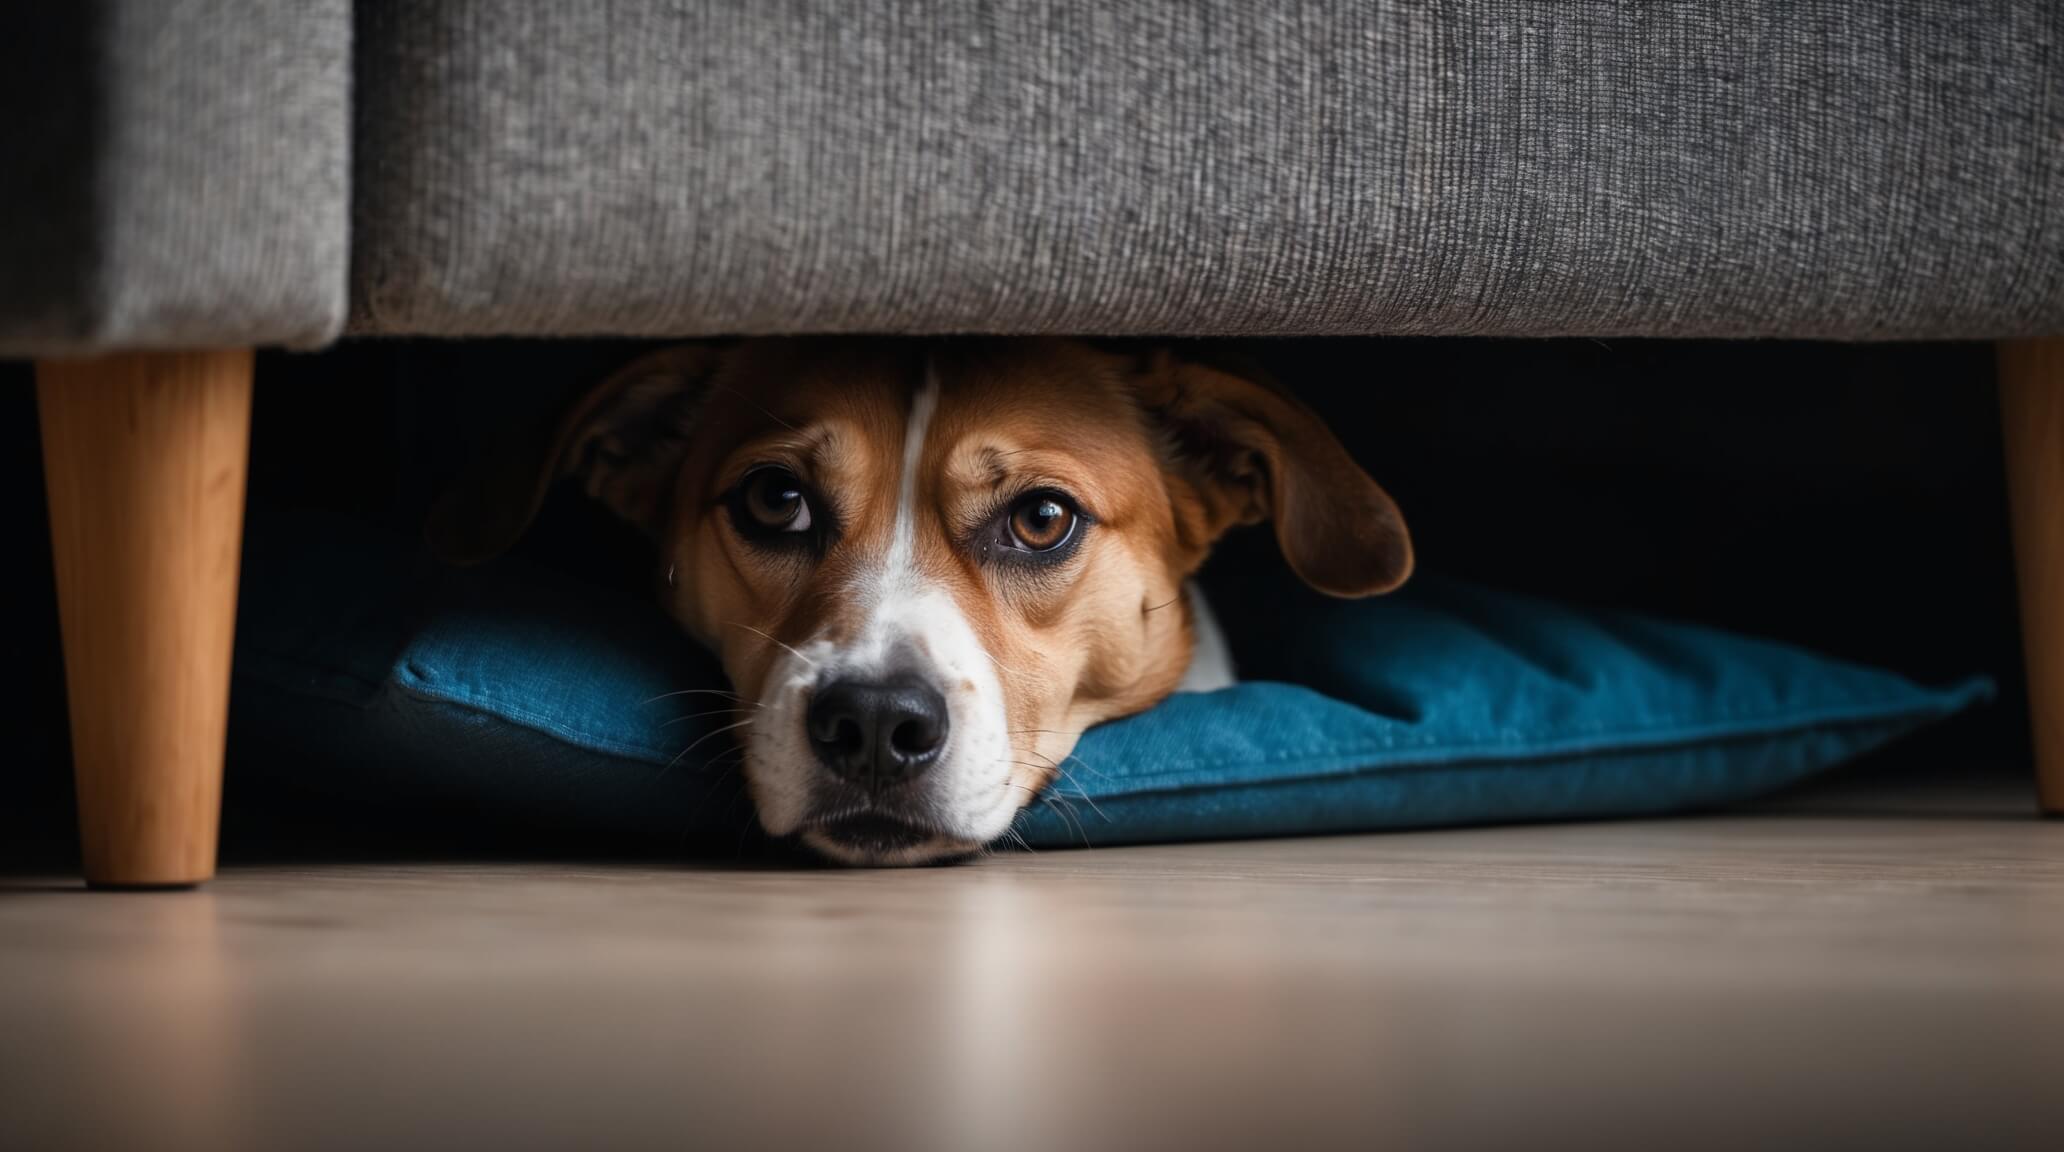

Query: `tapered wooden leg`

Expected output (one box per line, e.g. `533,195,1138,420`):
1999,341,2064,816
38,350,253,887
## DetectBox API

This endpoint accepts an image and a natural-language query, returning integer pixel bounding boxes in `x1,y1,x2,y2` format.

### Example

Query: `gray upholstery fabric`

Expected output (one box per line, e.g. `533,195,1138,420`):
353,0,2064,340
0,1,351,355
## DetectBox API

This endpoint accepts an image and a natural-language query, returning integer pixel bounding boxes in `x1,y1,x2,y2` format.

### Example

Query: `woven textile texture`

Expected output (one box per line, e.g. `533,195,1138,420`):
352,1,2063,339
0,1,351,354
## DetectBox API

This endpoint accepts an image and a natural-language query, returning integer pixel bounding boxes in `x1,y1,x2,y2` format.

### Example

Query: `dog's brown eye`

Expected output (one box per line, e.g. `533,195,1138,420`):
738,467,813,533
1006,493,1077,552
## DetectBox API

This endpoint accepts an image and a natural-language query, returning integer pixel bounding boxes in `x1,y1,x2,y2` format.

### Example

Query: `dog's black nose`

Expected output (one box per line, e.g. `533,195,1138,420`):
806,675,949,786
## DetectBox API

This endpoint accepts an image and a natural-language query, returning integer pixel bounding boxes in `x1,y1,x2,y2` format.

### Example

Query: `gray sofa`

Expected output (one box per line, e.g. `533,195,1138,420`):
6,1,2061,884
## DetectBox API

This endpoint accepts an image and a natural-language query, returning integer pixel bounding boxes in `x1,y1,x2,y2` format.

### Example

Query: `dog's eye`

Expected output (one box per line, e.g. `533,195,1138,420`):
1004,492,1078,553
735,466,814,535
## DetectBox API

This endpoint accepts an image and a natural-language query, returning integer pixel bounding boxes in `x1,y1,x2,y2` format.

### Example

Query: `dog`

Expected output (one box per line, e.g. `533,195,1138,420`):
435,338,1411,865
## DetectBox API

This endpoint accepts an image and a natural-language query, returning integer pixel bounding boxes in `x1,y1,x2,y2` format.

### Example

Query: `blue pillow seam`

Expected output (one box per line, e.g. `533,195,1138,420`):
1130,688,1967,763
1022,747,1847,841
1054,712,1931,803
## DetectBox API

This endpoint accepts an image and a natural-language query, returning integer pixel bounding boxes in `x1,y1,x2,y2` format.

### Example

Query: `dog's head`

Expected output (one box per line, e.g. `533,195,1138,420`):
437,338,1410,864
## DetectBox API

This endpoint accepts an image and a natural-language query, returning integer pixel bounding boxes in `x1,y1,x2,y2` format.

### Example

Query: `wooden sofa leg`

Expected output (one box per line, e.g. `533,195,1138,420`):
37,350,253,887
1999,341,2063,816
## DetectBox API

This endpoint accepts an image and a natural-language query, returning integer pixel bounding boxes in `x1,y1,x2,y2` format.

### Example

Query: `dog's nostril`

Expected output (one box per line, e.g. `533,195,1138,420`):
805,675,950,786
890,716,941,756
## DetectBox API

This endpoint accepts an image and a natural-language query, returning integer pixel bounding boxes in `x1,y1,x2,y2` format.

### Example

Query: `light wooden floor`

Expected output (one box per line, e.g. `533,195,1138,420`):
3,787,2061,1152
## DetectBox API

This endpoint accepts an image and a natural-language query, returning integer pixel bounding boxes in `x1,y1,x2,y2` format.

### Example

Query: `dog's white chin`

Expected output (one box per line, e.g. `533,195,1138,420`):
798,828,986,867
751,735,1031,865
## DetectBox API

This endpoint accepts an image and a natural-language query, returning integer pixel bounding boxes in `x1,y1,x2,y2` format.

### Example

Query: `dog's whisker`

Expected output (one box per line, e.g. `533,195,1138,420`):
643,688,749,705
989,752,1064,775
1008,746,1110,823
1012,746,1111,785
1041,792,1090,846
1027,746,1109,783
1061,754,1110,783
668,717,757,769
975,646,1017,676
660,705,762,728
1052,775,1110,823
1031,745,1111,823
667,702,763,715
725,621,818,669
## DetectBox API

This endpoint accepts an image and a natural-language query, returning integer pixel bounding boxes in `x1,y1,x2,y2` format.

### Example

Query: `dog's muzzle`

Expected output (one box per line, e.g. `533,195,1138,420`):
798,673,971,861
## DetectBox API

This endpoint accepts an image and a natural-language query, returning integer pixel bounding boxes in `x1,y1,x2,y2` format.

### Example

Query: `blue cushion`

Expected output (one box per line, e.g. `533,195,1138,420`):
232,538,1989,850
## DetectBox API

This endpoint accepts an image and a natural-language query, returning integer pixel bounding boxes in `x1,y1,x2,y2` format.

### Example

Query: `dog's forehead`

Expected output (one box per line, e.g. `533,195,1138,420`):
699,340,1151,479
932,345,1142,441
708,340,913,439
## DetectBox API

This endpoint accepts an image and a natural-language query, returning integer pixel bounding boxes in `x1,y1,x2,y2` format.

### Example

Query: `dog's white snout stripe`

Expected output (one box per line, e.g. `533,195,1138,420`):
882,361,938,590
748,356,1017,848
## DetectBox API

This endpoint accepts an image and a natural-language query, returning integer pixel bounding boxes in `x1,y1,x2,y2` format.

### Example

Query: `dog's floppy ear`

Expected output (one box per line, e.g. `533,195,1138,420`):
1130,347,1412,597
428,344,724,565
